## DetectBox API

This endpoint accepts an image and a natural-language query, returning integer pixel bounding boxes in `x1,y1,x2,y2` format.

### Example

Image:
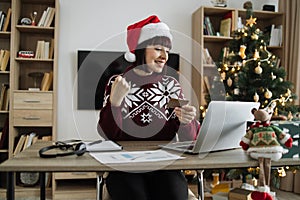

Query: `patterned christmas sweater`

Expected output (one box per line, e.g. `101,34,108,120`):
241,122,291,154
97,68,199,141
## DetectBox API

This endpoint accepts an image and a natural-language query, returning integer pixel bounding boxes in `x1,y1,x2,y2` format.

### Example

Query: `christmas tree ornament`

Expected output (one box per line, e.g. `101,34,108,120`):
220,72,226,80
264,89,272,99
227,77,232,87
246,15,257,27
254,64,263,74
253,92,259,102
271,72,276,80
234,88,239,95
253,49,260,59
251,33,259,40
239,45,246,59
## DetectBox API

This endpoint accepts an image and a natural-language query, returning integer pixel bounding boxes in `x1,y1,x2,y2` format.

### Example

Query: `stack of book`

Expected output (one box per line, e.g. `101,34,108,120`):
0,8,11,32
0,49,10,71
0,83,9,111
13,133,52,156
35,39,54,59
37,7,55,27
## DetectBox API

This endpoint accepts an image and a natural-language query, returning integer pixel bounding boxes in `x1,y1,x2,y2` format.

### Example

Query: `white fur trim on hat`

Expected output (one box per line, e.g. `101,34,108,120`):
280,133,291,144
138,22,173,45
124,51,136,62
241,136,250,144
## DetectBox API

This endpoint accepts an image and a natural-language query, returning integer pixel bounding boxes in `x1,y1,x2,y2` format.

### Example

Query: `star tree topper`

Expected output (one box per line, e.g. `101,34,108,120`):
246,15,257,27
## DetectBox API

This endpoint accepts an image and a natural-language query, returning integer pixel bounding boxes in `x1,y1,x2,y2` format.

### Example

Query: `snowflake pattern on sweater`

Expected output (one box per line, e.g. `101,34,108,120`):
123,76,181,122
98,69,198,141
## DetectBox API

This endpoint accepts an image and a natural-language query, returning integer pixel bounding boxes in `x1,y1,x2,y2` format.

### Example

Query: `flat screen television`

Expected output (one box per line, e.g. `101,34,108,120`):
77,50,179,110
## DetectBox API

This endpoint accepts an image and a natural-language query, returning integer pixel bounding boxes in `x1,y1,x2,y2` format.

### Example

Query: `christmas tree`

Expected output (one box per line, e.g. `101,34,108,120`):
209,9,297,116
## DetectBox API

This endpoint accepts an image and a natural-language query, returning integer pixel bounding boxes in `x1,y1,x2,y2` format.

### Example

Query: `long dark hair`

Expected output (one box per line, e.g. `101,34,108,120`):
133,36,172,73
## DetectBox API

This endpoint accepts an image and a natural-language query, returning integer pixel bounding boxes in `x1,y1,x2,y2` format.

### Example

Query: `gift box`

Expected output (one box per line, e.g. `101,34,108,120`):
280,170,294,191
271,121,300,158
294,170,300,194
228,188,252,200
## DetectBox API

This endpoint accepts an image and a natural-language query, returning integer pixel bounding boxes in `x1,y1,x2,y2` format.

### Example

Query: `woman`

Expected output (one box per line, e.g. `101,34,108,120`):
98,15,199,200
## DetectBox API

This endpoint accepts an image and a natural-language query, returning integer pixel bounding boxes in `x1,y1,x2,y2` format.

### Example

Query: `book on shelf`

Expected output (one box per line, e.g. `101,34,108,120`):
204,16,215,36
40,71,53,91
35,40,52,59
0,117,8,149
268,24,283,47
219,18,231,37
14,133,38,156
23,132,37,151
13,135,26,156
2,8,11,32
37,10,47,27
49,38,54,59
0,11,5,31
0,50,10,71
44,7,55,27
203,76,211,93
0,83,9,111
1,87,9,111
37,7,55,27
202,48,214,64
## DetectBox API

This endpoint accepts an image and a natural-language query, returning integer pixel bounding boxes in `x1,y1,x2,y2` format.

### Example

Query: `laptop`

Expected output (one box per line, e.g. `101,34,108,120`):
160,101,260,154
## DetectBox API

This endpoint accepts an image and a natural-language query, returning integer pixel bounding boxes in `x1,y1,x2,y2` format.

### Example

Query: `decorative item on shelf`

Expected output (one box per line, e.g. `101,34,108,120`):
19,172,39,187
20,17,32,25
18,50,35,58
210,0,227,7
28,72,44,91
243,1,253,9
30,11,37,26
263,5,275,12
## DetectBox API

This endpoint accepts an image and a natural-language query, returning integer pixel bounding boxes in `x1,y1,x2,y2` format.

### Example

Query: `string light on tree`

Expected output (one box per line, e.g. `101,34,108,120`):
208,8,296,117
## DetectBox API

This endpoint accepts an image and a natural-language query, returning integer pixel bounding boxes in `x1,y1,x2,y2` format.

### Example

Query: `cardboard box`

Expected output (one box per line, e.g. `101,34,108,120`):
272,121,300,158
280,171,294,191
228,188,252,200
294,170,300,194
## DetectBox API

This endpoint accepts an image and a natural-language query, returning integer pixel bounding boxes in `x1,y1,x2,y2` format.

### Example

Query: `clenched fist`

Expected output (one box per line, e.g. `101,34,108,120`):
110,76,131,107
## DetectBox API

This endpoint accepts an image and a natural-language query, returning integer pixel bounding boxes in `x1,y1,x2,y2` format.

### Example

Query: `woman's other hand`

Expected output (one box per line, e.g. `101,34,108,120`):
174,105,197,124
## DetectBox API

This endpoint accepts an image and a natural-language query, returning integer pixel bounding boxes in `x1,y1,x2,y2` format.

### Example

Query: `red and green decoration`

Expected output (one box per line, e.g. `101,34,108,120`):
209,9,297,116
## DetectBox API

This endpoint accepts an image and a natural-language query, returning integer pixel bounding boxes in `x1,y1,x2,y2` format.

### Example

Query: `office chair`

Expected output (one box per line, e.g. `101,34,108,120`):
97,172,199,200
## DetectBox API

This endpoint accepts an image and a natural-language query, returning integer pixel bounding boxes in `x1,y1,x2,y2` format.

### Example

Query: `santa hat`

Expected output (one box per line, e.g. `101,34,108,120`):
124,15,173,62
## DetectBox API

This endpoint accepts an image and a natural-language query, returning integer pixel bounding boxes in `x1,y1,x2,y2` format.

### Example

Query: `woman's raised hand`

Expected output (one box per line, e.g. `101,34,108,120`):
110,76,131,106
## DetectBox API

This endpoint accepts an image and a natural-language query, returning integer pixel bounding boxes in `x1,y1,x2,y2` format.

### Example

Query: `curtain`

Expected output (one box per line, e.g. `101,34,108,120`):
279,0,300,105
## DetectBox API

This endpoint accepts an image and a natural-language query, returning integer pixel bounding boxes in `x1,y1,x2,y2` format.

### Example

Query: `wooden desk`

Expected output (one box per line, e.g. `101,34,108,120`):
1,141,300,200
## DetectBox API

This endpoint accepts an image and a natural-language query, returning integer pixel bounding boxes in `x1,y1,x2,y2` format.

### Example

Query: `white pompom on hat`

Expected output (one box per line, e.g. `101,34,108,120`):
124,15,173,62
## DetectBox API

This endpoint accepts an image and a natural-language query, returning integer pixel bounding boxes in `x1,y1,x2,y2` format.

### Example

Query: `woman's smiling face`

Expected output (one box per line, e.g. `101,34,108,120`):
145,45,170,73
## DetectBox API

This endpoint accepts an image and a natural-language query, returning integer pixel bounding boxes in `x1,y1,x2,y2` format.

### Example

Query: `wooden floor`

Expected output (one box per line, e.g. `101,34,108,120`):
188,183,300,200
272,188,300,200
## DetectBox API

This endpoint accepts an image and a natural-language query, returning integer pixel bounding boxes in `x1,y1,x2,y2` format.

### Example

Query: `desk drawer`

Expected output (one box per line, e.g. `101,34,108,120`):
13,110,52,126
13,92,53,109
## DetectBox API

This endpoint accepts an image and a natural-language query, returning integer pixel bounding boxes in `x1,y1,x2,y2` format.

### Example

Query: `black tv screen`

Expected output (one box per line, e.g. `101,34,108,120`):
77,50,179,110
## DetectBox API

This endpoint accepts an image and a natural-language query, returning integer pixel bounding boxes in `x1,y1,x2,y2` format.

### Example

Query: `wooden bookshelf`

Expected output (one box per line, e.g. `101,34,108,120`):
0,0,59,197
192,6,285,107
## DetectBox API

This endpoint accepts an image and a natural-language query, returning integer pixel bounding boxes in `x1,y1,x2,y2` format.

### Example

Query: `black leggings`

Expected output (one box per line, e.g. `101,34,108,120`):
106,170,188,200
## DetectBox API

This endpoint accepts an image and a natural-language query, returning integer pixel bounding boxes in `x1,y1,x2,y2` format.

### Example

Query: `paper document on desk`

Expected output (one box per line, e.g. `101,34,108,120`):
90,150,184,164
84,140,122,152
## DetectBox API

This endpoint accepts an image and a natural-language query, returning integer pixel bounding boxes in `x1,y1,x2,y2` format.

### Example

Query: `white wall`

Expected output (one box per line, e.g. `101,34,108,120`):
57,0,278,140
